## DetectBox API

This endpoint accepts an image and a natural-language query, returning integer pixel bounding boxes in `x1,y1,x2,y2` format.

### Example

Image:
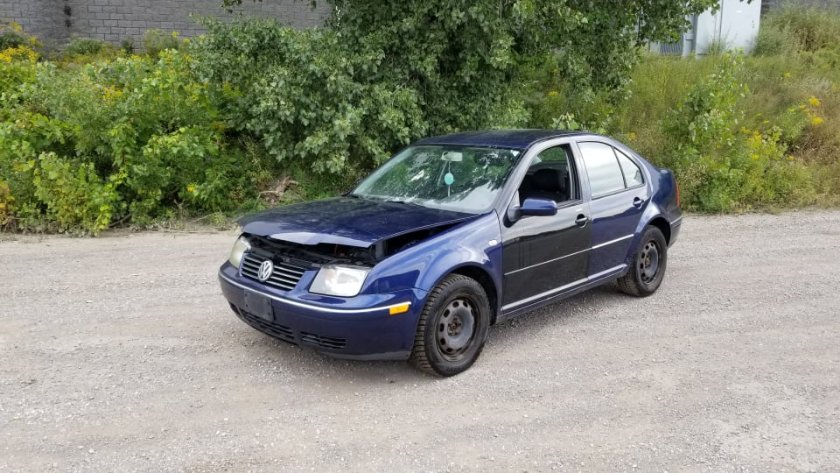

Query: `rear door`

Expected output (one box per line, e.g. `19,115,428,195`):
500,143,591,308
574,141,650,276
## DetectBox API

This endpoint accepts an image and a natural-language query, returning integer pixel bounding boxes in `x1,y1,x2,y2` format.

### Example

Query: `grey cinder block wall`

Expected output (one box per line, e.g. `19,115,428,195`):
1,0,330,48
1,0,70,45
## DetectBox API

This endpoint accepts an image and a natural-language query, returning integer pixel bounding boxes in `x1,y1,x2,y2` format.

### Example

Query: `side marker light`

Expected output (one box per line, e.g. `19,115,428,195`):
389,303,411,316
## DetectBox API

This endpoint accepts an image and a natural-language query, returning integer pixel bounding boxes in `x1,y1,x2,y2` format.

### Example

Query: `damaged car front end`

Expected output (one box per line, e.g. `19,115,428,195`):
218,195,503,361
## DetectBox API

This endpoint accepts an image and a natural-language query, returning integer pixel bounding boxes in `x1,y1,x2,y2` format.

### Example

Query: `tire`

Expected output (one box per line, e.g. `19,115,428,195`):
617,226,668,297
410,274,491,377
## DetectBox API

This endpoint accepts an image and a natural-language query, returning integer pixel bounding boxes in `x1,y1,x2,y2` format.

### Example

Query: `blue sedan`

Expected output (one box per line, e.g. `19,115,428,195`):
218,130,682,376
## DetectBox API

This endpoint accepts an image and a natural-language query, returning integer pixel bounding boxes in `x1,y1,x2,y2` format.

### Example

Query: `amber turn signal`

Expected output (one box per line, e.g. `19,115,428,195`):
388,302,411,316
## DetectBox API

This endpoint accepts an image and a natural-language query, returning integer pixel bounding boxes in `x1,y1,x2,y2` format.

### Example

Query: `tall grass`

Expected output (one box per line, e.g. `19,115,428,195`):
532,5,840,210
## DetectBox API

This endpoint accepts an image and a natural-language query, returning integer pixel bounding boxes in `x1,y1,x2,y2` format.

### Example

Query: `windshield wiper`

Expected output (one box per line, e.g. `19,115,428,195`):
385,198,427,209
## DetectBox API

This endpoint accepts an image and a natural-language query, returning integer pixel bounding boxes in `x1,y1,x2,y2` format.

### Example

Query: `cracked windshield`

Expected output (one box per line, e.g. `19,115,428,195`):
351,145,521,213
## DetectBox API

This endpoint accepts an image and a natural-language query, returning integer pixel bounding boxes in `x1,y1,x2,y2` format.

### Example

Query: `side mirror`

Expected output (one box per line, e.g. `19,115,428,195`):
520,198,558,217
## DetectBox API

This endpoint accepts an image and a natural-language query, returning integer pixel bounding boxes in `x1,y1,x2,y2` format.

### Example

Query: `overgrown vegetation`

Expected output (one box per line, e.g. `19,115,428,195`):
531,5,840,211
2,4,840,234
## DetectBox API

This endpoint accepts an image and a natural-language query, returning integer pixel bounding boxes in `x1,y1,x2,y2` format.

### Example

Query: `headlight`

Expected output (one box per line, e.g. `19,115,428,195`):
310,265,370,297
228,235,251,268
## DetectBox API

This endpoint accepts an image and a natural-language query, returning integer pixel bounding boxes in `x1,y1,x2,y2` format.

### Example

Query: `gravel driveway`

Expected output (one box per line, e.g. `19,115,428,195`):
1,211,839,472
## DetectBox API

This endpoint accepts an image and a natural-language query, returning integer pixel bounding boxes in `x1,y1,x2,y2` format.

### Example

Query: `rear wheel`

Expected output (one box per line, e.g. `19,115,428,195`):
617,226,668,297
410,274,490,377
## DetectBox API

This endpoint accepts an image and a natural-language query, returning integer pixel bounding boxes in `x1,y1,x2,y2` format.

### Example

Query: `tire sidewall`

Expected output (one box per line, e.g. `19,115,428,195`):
633,227,668,295
422,278,490,376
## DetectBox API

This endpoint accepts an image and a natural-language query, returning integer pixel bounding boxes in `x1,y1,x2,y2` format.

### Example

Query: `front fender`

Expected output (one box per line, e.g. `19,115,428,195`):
362,212,503,300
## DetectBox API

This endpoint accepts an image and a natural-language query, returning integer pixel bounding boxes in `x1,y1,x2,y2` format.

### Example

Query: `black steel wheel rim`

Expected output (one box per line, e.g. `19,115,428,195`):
639,240,661,284
435,297,477,362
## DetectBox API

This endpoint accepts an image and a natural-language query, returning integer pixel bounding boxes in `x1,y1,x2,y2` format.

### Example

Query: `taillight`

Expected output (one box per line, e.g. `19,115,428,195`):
675,179,681,208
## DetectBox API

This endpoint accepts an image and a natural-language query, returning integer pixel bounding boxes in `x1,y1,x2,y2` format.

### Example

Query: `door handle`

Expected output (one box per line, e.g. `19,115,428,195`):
632,197,644,208
575,214,588,227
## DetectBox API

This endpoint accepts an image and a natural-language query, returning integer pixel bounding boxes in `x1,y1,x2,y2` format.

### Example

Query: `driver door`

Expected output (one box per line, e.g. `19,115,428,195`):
501,144,591,309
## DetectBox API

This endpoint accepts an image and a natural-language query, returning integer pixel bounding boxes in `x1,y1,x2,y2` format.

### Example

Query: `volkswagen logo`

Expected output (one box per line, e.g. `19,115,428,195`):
257,260,274,282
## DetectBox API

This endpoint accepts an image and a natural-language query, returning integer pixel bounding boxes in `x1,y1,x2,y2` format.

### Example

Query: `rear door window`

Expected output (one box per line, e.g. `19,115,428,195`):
578,142,625,198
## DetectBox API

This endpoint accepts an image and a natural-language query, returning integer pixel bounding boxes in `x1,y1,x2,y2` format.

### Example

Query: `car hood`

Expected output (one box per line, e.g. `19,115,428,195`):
239,197,478,248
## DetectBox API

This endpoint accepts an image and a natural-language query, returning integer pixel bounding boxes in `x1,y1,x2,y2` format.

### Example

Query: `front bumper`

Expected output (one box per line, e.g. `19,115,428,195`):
218,264,426,360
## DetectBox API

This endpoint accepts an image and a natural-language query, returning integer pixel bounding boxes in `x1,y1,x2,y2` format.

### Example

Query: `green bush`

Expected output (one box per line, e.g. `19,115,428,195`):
143,29,184,58
0,47,277,234
753,22,802,57
192,19,426,174
64,38,114,56
32,152,119,234
1,22,39,50
660,55,816,211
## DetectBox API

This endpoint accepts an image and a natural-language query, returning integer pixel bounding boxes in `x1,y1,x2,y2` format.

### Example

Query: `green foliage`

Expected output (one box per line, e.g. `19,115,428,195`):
0,48,278,233
0,179,11,226
192,19,426,174
5,3,840,233
143,29,184,58
32,152,120,234
1,22,39,50
0,31,23,50
758,5,840,54
0,48,39,117
64,38,115,56
664,55,746,151
327,0,717,134
655,55,816,211
120,39,135,55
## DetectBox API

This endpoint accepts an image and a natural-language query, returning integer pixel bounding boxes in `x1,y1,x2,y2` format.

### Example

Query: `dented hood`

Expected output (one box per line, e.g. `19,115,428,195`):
239,197,477,248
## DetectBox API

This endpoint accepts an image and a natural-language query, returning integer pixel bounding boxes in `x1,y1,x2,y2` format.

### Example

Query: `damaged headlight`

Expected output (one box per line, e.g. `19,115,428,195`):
310,265,370,297
228,235,251,268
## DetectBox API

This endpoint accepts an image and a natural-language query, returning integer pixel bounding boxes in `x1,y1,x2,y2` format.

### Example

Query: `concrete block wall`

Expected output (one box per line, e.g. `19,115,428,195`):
1,0,69,47
1,0,330,48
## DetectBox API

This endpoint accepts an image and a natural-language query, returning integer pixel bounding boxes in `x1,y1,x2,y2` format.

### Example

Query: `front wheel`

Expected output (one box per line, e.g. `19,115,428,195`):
410,274,491,377
617,226,668,297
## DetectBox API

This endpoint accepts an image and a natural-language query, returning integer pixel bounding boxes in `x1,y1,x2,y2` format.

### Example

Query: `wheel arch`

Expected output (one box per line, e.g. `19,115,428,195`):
647,216,672,245
450,265,500,325
423,264,500,325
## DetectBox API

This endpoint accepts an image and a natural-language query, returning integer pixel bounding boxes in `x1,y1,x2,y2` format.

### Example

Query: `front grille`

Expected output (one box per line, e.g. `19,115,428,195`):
300,332,347,350
241,252,306,291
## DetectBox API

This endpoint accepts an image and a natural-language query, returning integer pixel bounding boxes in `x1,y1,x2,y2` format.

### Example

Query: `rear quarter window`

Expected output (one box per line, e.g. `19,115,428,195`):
615,149,644,188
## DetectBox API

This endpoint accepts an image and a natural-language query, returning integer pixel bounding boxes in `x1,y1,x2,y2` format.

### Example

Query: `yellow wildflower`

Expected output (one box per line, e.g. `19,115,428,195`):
187,183,197,194
102,86,123,102
547,90,559,97
808,96,822,107
0,45,38,63
811,116,824,126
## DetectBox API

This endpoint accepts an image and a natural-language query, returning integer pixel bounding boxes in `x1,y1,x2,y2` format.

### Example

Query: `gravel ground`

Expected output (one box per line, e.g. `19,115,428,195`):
1,211,839,472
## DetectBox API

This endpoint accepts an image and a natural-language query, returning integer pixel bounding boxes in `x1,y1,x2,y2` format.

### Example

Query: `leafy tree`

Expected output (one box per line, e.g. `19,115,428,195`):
221,0,723,134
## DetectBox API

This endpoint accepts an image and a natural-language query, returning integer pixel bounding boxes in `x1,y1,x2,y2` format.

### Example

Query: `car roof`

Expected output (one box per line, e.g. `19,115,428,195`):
414,129,588,150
